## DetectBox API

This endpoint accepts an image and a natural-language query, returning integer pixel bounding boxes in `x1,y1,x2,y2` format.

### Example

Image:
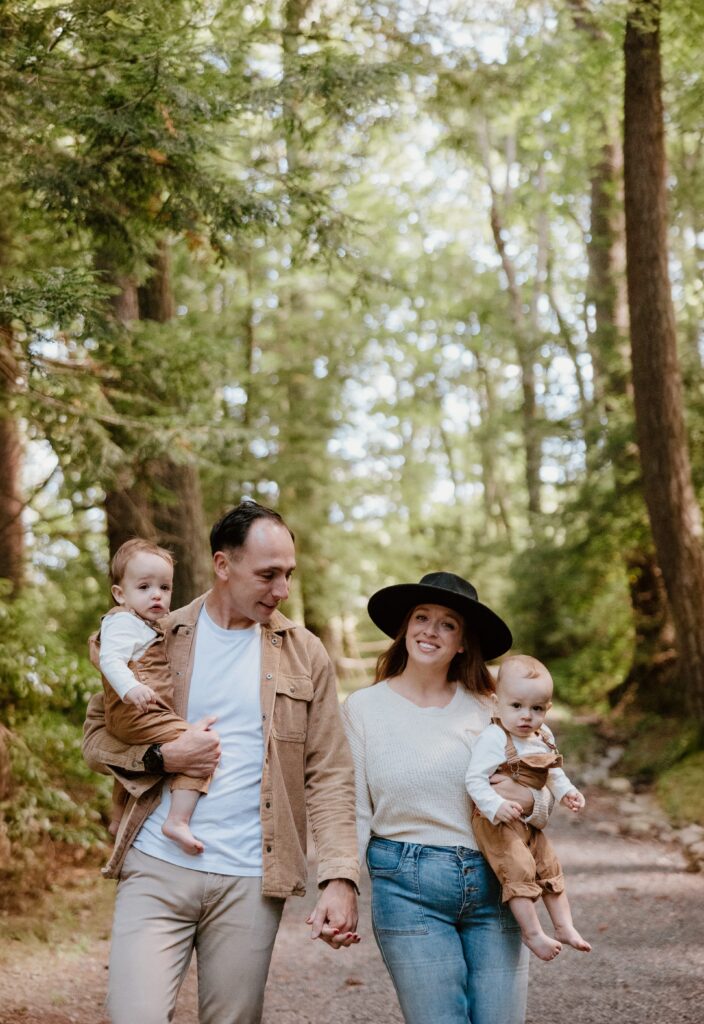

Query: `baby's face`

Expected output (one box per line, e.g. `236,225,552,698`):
112,551,173,622
494,669,553,738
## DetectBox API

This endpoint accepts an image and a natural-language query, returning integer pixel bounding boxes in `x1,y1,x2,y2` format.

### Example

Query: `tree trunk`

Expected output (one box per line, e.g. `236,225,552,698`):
624,0,704,722
479,124,542,522
610,549,680,713
96,263,155,555
0,322,23,593
138,243,211,608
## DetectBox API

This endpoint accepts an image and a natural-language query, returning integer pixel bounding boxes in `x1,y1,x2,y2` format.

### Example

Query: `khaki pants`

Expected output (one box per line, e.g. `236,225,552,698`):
108,847,285,1024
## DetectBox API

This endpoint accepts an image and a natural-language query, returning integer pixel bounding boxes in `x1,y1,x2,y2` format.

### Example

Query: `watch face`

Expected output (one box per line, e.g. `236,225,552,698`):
144,746,163,773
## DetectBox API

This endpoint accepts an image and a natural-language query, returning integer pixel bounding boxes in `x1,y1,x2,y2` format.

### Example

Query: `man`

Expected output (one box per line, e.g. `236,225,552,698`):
83,501,360,1024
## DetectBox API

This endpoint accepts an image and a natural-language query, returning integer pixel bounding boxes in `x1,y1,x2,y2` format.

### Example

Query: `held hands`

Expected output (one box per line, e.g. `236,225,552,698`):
494,799,524,824
161,716,221,777
123,683,158,712
306,879,360,950
561,789,586,813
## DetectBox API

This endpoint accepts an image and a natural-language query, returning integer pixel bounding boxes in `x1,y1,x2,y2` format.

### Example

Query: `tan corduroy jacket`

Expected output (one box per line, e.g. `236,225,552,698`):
82,592,360,897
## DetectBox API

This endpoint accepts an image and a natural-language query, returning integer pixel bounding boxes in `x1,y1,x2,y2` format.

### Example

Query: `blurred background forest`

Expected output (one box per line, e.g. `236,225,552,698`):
1,0,703,907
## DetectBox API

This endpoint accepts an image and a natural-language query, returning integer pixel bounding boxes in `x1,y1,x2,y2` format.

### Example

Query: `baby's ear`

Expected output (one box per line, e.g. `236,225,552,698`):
545,700,553,712
111,583,126,605
490,692,498,706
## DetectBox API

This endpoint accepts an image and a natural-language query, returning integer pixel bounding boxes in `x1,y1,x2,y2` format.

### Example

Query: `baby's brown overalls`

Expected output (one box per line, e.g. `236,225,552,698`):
472,719,565,902
89,607,210,819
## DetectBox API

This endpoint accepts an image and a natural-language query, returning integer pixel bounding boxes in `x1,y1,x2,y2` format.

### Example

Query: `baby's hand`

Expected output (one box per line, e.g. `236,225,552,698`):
561,789,586,813
494,800,524,824
123,683,158,712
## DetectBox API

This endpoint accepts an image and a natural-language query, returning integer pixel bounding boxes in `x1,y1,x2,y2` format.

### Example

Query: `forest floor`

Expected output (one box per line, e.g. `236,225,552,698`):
0,786,702,1024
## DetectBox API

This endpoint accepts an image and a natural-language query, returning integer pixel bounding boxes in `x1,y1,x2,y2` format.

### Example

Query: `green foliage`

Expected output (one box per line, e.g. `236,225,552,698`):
617,714,700,782
507,533,634,707
0,712,110,911
656,751,704,827
0,586,99,724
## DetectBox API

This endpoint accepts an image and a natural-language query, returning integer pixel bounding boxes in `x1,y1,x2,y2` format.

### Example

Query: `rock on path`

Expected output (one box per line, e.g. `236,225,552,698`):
0,787,701,1023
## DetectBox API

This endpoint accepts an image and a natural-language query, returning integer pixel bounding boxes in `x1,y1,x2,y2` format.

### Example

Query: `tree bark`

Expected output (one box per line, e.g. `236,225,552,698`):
0,321,23,593
138,243,211,608
624,0,704,722
479,124,542,522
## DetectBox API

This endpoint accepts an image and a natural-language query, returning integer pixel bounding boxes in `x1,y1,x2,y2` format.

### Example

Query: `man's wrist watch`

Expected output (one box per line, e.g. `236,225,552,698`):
142,743,164,774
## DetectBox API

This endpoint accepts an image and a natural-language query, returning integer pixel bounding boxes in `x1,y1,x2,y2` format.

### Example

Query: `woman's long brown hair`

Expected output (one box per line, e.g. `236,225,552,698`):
373,606,496,697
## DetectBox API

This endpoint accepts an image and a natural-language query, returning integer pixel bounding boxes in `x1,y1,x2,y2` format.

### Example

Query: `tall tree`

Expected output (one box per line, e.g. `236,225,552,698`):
137,244,211,607
624,0,704,722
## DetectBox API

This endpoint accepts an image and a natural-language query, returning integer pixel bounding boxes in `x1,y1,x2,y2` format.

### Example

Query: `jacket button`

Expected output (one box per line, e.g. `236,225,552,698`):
266,673,273,680
266,845,272,853
265,802,271,809
271,637,278,645
289,686,295,693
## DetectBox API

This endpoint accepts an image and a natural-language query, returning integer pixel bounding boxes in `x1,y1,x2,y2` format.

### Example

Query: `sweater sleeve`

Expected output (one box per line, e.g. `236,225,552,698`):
99,613,156,700
341,696,373,864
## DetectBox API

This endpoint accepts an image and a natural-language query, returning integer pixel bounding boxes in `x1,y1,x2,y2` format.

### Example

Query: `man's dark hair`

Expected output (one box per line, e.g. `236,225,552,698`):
210,500,294,555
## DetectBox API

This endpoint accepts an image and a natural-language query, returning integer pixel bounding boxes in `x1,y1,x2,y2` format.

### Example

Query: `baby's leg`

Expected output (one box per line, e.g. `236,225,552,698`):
543,891,591,952
509,897,562,961
162,789,204,855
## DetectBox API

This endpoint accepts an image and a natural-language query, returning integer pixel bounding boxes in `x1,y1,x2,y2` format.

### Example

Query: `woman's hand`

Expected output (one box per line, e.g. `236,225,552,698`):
489,774,534,815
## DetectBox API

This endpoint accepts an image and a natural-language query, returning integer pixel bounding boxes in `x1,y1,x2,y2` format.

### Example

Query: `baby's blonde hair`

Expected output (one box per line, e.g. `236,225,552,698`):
497,654,552,688
110,538,174,586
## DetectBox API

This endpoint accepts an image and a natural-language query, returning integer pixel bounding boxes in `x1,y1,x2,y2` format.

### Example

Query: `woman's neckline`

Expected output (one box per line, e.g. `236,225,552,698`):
382,678,461,712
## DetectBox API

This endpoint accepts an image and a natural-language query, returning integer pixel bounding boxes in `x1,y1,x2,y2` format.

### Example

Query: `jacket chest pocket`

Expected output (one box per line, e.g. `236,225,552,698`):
272,676,314,742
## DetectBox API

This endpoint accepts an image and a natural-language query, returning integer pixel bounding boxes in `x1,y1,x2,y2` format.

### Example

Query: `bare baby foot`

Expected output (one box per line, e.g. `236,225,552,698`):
522,928,562,961
162,819,204,855
555,925,591,952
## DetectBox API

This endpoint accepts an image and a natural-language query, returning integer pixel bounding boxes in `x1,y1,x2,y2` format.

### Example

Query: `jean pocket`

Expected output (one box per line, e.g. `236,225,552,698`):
371,867,428,936
498,897,522,933
366,838,405,876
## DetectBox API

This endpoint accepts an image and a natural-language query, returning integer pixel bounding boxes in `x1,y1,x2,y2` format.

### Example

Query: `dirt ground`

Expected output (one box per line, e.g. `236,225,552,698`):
0,787,702,1024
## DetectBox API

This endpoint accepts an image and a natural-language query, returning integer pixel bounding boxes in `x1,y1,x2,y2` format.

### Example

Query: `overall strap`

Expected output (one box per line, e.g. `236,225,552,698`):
537,726,559,754
491,717,521,773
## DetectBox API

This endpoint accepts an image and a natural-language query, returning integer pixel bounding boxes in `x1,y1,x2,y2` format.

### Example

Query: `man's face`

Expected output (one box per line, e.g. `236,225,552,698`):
213,519,296,628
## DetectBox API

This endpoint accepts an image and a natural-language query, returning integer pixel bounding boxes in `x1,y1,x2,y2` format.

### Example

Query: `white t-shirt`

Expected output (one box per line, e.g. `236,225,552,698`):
99,611,158,700
134,606,264,875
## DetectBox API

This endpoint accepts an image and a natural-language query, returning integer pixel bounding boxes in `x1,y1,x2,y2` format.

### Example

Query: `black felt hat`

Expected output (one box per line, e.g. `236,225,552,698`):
367,571,512,661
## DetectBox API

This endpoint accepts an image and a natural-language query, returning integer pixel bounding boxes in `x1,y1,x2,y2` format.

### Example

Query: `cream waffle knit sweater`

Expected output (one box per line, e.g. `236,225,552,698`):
342,681,551,861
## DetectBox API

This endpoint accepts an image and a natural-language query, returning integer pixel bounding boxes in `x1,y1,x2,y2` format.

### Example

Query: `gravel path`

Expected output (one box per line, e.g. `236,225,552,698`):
0,787,701,1023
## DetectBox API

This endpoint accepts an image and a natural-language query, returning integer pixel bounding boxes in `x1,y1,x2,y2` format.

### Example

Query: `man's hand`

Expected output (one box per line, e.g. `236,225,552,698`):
490,774,534,815
561,789,586,813
494,799,524,823
161,716,220,777
306,879,360,949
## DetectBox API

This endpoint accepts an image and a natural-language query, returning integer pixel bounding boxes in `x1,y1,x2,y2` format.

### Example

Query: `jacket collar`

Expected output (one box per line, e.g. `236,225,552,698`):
166,591,297,634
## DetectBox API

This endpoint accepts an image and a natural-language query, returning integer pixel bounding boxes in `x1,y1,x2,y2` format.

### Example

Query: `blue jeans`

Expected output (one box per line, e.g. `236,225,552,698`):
367,837,529,1024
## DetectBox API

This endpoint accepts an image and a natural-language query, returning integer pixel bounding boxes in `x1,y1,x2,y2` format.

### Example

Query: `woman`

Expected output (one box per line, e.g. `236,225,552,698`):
342,572,551,1024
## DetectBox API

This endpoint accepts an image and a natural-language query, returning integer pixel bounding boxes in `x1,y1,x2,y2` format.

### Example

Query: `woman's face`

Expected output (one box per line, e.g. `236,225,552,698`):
404,603,465,672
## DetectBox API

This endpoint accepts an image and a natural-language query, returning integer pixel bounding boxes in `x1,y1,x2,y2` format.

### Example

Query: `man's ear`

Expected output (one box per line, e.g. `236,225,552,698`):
212,550,229,581
111,584,126,605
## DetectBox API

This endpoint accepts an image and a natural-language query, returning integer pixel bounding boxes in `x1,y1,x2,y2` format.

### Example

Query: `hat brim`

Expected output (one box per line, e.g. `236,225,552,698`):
367,583,512,662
